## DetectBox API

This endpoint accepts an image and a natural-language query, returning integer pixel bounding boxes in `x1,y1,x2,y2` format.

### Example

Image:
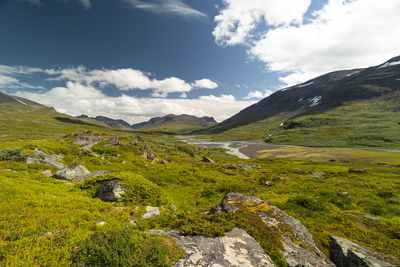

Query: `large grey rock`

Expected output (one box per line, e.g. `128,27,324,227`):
142,206,160,219
210,193,334,267
330,235,395,267
95,179,125,202
52,164,90,181
73,131,105,148
26,151,64,169
150,228,275,267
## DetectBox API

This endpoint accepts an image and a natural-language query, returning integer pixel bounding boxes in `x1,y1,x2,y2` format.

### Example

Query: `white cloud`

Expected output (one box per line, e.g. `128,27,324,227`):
180,92,188,98
191,79,218,89
122,0,206,18
243,89,273,99
213,0,311,46
15,82,253,123
214,0,400,87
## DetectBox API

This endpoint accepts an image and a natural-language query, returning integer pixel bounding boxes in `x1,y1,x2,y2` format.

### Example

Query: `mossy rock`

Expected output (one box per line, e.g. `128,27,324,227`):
85,172,169,206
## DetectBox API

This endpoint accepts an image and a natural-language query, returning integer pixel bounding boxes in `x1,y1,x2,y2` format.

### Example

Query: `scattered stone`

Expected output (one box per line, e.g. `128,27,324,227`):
151,157,160,164
73,131,104,148
363,214,381,222
330,235,394,267
310,171,326,179
142,206,160,219
95,179,125,202
264,181,273,186
105,135,120,147
160,159,167,165
349,169,366,174
129,220,136,226
202,156,214,163
0,134,7,138
96,221,106,226
171,204,177,211
52,164,90,182
210,193,334,266
122,160,126,164
42,170,53,177
150,228,275,267
26,152,64,169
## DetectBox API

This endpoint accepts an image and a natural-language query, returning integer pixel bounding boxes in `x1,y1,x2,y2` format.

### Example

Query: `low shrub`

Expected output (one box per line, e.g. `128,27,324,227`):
0,149,25,161
74,228,184,267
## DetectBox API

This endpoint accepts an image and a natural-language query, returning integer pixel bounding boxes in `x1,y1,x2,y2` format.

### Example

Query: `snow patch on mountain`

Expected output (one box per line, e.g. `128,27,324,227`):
378,61,400,69
297,82,314,88
309,96,322,107
12,97,27,105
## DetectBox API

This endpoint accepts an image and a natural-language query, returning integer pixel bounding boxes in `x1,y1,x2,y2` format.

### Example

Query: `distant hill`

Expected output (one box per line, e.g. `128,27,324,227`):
132,114,217,134
0,92,42,106
198,56,400,148
76,115,132,129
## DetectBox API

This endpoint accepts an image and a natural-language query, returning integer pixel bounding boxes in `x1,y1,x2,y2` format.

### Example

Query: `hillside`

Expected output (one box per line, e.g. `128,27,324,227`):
198,56,400,147
0,91,42,105
76,115,132,129
132,114,217,133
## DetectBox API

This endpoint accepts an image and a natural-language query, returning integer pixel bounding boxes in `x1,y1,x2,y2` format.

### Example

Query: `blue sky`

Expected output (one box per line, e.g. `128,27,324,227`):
1,0,399,123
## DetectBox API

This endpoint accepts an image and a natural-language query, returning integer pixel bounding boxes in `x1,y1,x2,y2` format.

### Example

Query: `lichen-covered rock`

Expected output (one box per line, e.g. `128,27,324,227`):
105,136,120,147
330,235,395,267
95,179,125,202
73,131,105,147
52,164,90,181
26,151,64,169
150,228,275,267
142,206,160,219
210,192,334,267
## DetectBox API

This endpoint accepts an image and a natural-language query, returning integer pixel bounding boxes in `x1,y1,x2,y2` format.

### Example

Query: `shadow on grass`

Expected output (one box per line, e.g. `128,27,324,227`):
54,117,99,126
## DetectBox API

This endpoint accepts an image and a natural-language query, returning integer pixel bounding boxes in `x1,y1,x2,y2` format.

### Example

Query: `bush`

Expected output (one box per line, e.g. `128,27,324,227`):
74,228,184,266
284,196,326,212
0,149,25,161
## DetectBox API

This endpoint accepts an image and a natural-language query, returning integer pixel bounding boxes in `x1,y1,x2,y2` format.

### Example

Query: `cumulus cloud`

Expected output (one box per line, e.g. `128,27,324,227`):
15,82,253,123
213,0,311,46
243,89,273,99
214,0,400,86
191,79,219,89
0,64,218,97
122,0,206,18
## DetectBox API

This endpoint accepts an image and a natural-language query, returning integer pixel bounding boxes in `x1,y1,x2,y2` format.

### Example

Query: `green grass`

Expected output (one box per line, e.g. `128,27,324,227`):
200,100,400,148
0,103,399,265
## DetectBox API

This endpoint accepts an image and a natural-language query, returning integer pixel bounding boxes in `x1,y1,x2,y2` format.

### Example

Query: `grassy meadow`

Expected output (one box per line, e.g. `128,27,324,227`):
0,103,399,266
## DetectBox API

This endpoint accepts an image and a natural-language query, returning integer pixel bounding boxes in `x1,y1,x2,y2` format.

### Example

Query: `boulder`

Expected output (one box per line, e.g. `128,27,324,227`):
73,131,105,148
52,164,90,181
26,151,64,169
202,156,215,163
150,228,275,267
142,206,160,219
209,193,334,267
42,170,53,177
95,179,125,202
330,235,395,267
105,136,120,147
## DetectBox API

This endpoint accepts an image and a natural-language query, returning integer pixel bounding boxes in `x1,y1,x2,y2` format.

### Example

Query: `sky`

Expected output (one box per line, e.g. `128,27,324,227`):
0,0,399,123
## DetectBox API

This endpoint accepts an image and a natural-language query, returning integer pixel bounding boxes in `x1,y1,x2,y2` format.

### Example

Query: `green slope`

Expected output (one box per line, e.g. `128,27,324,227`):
200,98,400,148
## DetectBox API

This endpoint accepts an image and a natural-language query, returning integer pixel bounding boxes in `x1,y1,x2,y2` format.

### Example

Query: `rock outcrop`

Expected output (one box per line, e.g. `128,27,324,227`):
142,206,160,219
210,192,334,267
72,131,105,148
150,228,275,267
52,164,90,181
26,151,64,169
330,235,395,267
95,179,125,202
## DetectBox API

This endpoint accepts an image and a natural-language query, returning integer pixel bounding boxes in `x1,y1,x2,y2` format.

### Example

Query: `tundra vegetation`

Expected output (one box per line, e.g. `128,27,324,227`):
0,104,399,266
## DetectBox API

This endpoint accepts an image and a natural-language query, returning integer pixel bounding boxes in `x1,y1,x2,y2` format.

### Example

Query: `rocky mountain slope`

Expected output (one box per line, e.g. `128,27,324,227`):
203,56,400,134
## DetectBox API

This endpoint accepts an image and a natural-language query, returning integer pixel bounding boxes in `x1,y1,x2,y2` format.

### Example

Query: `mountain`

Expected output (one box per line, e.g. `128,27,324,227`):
0,92,41,106
198,56,400,148
206,56,400,133
132,114,217,133
76,115,132,129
